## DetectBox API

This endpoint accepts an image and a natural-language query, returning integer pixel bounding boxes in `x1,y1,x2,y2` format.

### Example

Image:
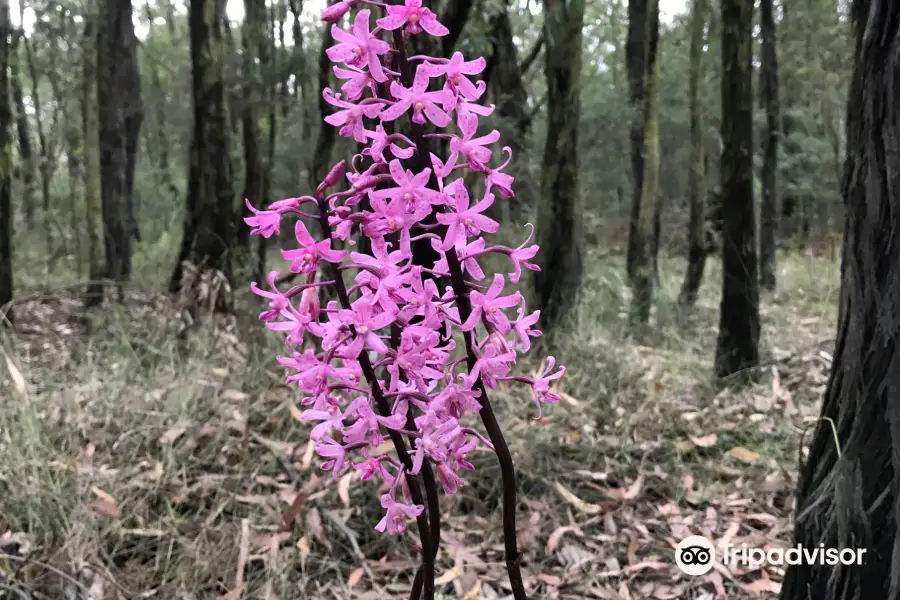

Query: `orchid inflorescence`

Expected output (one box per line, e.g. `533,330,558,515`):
244,1,565,597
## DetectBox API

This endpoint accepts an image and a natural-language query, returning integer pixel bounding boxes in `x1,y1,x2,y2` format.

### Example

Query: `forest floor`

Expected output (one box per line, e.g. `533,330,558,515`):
0,248,840,600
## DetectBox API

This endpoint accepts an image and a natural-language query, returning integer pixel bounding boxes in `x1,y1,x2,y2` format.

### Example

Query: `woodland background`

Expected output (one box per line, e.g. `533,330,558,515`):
0,0,855,599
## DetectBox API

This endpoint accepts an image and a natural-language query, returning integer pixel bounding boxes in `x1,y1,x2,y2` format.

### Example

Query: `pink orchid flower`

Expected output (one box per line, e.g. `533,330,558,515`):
326,9,390,82
322,88,383,143
380,63,454,127
436,181,499,251
376,0,449,36
375,493,424,535
280,220,347,274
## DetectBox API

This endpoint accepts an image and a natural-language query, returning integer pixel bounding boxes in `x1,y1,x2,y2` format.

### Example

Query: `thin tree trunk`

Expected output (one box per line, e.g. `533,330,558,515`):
0,0,13,327
142,0,179,201
486,0,535,222
97,0,135,291
9,32,34,230
535,0,586,329
780,2,900,598
758,0,780,290
678,0,708,307
237,0,265,251
83,0,106,308
629,0,661,324
714,0,760,380
308,25,335,190
22,30,53,249
170,0,236,311
124,21,144,244
625,0,658,281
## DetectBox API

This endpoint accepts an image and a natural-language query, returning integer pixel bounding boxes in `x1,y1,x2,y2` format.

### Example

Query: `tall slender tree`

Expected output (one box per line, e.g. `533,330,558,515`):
170,0,236,307
629,0,661,324
0,0,12,327
678,0,709,307
780,2,900,598
626,0,661,286
83,0,106,308
759,0,780,290
97,0,142,288
9,31,34,230
715,0,759,379
535,0,585,328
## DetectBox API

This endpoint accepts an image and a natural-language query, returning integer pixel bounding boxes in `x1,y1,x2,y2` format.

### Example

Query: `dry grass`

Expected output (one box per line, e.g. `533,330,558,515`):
0,248,840,599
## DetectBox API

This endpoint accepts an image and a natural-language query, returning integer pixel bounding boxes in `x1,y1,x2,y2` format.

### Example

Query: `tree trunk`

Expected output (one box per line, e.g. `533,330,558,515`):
758,0,780,290
170,0,236,310
97,0,138,289
535,0,585,329
714,0,759,380
0,0,13,328
83,0,106,308
486,0,535,222
124,23,144,245
142,0,179,201
780,3,900,598
625,0,660,285
308,24,336,190
678,0,708,307
22,31,53,248
9,32,34,230
629,0,661,324
236,0,265,251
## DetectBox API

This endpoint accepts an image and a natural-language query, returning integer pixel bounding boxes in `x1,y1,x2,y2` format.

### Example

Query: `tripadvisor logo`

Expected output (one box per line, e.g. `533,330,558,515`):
675,535,715,576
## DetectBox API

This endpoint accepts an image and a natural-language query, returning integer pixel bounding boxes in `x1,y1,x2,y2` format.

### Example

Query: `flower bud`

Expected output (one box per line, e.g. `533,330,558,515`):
317,160,348,195
299,287,321,321
321,1,351,24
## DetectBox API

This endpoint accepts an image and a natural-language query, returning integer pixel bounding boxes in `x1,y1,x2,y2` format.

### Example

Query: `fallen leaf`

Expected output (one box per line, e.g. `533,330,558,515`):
690,434,718,448
89,487,119,517
728,447,760,464
625,475,645,500
297,535,310,570
338,471,354,508
2,351,26,395
554,482,602,514
434,566,462,586
547,526,579,553
306,507,330,548
347,568,364,587
538,573,563,587
159,422,189,445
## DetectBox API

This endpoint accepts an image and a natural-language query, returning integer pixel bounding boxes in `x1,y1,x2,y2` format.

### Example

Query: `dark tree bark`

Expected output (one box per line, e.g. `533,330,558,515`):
758,0,780,290
625,0,661,285
308,24,335,191
714,0,759,379
629,0,661,324
0,0,13,328
22,30,53,245
485,0,535,222
170,0,236,308
535,0,585,329
9,32,34,230
236,0,265,250
780,3,900,599
124,23,144,244
97,0,140,288
678,0,709,307
83,0,106,309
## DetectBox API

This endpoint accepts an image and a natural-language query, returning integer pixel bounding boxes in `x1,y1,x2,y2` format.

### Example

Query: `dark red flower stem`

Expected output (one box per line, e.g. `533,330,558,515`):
389,27,529,600
312,200,436,600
